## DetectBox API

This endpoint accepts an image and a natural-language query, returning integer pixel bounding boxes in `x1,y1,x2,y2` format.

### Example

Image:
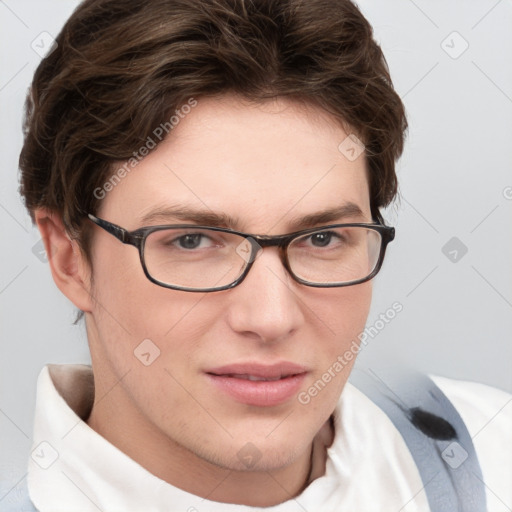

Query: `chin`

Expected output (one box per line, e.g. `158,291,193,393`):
225,432,309,472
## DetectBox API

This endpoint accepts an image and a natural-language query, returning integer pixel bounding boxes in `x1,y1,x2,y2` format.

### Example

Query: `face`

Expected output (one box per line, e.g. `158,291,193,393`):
86,94,373,476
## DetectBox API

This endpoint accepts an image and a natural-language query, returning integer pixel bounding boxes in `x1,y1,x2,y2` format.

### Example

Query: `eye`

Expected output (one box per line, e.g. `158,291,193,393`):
174,233,209,250
150,230,222,251
166,232,221,250
299,230,346,249
307,231,339,248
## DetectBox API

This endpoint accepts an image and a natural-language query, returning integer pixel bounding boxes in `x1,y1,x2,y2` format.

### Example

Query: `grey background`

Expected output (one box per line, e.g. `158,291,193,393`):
1,0,511,505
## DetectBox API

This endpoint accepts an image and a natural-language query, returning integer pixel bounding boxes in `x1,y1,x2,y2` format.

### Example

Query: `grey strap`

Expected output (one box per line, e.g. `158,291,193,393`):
349,366,487,512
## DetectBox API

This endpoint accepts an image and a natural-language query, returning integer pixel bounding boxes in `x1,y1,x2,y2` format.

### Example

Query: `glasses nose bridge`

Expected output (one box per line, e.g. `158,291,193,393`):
249,232,293,254
244,233,292,269
251,233,290,249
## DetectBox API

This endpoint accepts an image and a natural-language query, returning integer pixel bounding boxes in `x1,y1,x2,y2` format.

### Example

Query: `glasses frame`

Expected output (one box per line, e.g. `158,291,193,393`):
87,213,395,292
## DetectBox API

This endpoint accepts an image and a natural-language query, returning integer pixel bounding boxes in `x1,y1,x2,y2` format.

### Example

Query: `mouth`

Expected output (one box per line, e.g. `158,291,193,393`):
205,362,308,407
219,373,289,382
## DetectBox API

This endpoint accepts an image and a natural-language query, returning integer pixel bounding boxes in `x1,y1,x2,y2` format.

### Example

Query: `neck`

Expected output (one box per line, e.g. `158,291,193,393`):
86,399,332,506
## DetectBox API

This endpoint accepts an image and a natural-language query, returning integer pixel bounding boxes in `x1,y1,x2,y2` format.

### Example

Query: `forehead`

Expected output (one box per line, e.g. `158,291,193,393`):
99,95,371,232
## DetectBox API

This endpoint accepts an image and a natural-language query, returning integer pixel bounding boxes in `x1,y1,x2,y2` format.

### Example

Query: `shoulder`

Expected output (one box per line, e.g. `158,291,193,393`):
431,375,512,511
430,374,512,438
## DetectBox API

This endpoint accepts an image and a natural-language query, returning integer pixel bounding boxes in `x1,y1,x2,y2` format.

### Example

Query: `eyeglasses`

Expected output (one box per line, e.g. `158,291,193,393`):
87,214,395,292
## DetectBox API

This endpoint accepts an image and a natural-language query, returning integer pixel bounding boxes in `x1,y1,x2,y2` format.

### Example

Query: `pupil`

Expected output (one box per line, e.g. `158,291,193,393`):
180,234,201,249
312,232,331,247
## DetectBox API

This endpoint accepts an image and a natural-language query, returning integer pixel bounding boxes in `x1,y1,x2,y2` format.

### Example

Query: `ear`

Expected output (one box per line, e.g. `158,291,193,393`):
34,209,93,313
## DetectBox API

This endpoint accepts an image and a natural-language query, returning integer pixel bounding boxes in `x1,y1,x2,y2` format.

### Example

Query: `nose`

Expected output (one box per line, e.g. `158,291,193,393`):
226,245,305,343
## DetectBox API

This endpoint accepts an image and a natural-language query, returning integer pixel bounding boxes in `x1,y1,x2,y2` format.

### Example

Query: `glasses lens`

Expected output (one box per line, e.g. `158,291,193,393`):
143,225,383,290
288,226,382,285
143,227,248,289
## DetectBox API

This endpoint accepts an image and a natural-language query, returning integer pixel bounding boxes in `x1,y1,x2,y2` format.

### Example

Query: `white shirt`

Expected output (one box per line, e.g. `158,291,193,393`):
27,364,512,512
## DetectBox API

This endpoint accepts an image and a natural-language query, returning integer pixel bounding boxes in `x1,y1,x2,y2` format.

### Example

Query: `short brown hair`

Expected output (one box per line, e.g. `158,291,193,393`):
19,0,407,261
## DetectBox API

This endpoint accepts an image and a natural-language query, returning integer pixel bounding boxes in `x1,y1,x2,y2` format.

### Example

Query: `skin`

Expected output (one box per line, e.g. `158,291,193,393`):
36,94,373,507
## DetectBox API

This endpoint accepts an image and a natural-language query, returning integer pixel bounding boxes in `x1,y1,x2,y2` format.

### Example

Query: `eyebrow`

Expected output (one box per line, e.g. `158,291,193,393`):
138,202,367,232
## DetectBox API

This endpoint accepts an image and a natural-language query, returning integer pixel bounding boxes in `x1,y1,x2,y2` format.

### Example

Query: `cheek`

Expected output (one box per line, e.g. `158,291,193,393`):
312,281,373,351
299,282,372,406
89,243,220,388
91,241,190,337
88,252,208,417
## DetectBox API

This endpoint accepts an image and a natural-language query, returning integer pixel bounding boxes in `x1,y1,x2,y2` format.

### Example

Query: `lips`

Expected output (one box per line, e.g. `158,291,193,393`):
205,362,308,407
